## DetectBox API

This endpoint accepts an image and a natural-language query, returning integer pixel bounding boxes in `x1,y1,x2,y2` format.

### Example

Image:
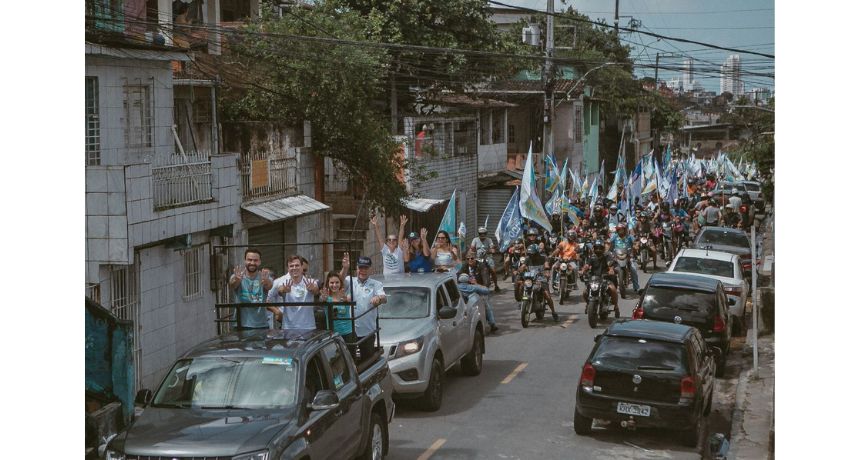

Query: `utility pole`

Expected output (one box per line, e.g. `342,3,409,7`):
542,0,555,199
614,0,620,35
654,53,660,84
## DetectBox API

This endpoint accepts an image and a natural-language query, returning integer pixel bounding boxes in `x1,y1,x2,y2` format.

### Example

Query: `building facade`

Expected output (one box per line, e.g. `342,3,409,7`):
720,54,744,97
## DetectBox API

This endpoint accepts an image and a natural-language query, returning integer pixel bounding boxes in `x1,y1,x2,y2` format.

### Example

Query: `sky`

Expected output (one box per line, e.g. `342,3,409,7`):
499,0,775,94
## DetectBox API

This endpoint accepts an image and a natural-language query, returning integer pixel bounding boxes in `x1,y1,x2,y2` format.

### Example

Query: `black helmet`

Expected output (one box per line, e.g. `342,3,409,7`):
593,240,605,252
527,228,539,236
566,229,576,239
527,244,540,255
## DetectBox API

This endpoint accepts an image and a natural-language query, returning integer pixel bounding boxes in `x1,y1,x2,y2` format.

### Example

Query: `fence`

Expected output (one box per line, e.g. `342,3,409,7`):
151,153,213,210
239,149,300,201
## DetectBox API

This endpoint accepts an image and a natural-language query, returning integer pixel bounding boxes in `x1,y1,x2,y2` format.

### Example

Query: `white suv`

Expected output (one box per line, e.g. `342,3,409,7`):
667,248,748,336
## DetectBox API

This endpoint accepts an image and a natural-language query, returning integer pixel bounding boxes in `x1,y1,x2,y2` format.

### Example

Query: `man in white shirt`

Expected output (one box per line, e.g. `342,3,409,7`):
267,255,320,330
728,189,743,212
340,254,387,361
371,214,407,274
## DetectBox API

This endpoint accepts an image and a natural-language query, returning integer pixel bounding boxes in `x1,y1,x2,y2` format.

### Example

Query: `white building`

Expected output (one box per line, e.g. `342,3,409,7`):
720,55,744,97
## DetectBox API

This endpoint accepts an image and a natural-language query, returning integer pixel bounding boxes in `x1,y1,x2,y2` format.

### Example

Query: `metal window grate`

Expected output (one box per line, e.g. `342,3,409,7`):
110,263,142,392
124,80,153,148
183,246,203,300
86,77,101,165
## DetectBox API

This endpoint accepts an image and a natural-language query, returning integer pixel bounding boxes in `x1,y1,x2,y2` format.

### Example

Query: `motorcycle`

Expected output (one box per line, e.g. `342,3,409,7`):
660,221,675,263
475,248,492,288
636,233,653,273
520,268,548,328
671,217,687,252
583,274,615,329
614,248,632,299
554,258,577,304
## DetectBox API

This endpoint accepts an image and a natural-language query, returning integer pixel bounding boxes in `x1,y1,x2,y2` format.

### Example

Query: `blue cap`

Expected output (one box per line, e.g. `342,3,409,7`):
357,256,372,267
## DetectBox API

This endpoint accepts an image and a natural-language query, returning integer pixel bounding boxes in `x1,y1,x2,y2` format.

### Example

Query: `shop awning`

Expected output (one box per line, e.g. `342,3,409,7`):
403,197,445,212
241,195,330,222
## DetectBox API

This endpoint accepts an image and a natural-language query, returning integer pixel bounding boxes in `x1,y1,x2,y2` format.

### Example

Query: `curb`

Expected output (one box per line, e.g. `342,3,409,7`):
725,328,754,460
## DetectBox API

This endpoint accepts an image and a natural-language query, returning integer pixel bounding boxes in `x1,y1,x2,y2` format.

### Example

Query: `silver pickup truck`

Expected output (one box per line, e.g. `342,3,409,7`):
374,273,488,411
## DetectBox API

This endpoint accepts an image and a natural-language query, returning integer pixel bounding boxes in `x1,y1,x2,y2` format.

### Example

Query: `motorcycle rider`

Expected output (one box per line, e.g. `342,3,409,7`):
515,243,559,321
579,239,621,318
504,238,525,280
470,227,500,292
635,210,658,271
609,224,640,292
524,227,545,253
550,229,580,292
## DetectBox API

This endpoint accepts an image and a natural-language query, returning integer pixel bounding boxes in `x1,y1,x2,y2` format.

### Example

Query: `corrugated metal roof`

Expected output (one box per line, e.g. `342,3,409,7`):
241,195,330,221
403,197,445,212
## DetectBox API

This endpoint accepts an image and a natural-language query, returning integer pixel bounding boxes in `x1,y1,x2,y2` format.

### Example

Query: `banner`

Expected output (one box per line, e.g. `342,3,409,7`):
496,186,523,251
520,143,553,231
436,189,458,245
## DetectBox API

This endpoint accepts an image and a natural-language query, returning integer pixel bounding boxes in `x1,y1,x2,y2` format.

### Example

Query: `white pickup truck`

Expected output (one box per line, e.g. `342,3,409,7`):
374,273,488,411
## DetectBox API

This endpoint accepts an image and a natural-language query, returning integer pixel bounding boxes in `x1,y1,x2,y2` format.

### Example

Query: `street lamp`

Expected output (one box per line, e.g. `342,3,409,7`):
555,62,621,108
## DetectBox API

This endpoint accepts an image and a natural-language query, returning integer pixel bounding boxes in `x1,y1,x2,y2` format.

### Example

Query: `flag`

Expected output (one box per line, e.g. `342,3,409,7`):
559,158,569,194
629,159,643,203
588,160,604,211
545,188,561,216
667,167,679,206
662,145,672,172
642,154,658,195
580,173,590,200
544,154,560,194
437,189,457,245
483,215,489,229
495,187,522,251
519,143,553,231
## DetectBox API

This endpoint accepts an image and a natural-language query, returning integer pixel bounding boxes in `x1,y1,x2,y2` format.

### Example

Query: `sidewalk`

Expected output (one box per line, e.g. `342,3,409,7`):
726,211,774,460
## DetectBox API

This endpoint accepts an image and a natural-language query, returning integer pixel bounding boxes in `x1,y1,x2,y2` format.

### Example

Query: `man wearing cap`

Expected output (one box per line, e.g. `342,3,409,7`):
339,253,387,361
469,227,500,292
456,273,498,333
371,214,407,275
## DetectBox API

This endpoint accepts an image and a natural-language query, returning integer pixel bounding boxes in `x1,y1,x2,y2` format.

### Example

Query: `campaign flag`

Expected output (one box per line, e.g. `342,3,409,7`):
580,173,590,200
496,187,523,251
662,145,672,172
629,159,643,202
559,158,569,194
544,187,561,215
667,167,679,205
483,215,489,229
642,154,659,195
437,189,458,244
569,167,582,196
588,160,604,210
520,143,553,231
544,154,560,194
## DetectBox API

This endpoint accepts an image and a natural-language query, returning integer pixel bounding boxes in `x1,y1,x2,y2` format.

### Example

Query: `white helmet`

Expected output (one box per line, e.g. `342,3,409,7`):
478,227,487,234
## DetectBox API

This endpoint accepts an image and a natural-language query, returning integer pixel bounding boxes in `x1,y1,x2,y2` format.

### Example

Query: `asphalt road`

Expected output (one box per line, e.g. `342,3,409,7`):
386,262,746,460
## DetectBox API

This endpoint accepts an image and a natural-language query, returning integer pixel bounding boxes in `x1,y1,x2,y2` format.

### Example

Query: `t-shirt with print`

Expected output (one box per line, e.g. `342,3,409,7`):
381,245,405,274
267,275,316,330
234,273,268,329
344,276,386,337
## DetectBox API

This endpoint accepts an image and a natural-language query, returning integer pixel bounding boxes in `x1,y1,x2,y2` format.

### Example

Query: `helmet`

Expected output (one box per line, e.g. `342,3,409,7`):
610,204,617,211
731,189,739,196
527,244,540,255
457,273,470,283
617,224,627,233
593,240,605,252
566,229,576,240
527,228,539,237
478,227,487,235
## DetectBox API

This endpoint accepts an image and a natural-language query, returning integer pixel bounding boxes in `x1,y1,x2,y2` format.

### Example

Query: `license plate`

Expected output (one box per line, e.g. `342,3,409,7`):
617,402,651,417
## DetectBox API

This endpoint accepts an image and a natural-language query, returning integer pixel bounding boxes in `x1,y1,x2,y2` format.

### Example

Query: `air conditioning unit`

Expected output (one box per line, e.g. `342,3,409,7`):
522,24,541,46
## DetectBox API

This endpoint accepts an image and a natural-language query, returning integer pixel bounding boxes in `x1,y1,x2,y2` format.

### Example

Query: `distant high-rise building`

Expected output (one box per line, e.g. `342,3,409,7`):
720,55,744,97
682,58,694,90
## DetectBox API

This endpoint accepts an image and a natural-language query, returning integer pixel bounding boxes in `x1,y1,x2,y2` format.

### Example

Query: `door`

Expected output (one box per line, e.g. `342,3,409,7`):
435,286,458,365
320,341,363,456
248,223,286,276
299,352,339,460
444,279,471,359
693,332,716,409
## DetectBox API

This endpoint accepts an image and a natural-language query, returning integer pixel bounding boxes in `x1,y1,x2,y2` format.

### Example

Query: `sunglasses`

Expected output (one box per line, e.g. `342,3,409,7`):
386,238,397,242
467,257,475,260
436,236,448,240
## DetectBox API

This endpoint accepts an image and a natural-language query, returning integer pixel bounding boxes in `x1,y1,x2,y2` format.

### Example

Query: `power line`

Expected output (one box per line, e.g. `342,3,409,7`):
486,1,774,59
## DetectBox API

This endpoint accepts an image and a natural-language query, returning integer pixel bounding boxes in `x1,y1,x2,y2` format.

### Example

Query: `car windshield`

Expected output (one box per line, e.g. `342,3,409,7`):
673,257,735,278
744,183,760,191
152,356,298,409
379,287,431,319
642,286,715,316
592,336,686,372
699,230,750,249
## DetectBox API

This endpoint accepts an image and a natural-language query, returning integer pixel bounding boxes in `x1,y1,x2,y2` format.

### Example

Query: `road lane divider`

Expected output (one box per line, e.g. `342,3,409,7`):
417,438,446,460
501,362,528,384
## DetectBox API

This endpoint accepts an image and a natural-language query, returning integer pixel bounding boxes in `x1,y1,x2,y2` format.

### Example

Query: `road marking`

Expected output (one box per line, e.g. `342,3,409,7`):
561,316,576,327
501,362,528,384
417,438,446,460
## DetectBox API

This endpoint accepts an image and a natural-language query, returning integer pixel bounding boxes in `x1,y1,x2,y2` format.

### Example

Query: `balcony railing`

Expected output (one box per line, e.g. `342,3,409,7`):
152,153,213,210
239,149,299,201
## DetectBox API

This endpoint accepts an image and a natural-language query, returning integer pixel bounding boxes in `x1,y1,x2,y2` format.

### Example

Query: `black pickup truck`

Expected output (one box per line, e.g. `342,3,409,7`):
104,328,395,460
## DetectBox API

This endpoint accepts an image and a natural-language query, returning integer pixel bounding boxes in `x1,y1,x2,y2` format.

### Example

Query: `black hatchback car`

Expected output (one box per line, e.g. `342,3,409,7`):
574,319,716,447
632,272,733,376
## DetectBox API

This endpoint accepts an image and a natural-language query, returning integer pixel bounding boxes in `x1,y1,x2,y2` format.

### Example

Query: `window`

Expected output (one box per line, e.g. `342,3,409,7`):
443,279,461,306
480,110,491,145
86,77,101,165
221,0,252,22
379,287,431,319
672,257,734,278
574,105,582,143
592,337,686,372
110,263,142,391
508,124,515,144
183,246,203,300
435,287,450,311
491,109,504,143
322,342,353,391
304,354,331,405
124,81,153,148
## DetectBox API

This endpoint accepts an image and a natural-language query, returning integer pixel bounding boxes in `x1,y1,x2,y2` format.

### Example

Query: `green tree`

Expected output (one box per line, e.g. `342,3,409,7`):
723,98,775,199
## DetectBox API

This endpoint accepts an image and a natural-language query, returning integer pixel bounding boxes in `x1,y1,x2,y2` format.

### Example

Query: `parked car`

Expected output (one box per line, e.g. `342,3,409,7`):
692,226,754,278
574,319,717,448
667,248,748,336
105,328,395,460
739,180,765,213
632,272,732,376
376,273,488,411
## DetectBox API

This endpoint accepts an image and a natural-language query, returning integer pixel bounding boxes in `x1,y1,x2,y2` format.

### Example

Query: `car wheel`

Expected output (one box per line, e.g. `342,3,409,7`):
703,387,714,416
460,329,484,376
680,417,701,448
716,353,727,378
359,412,387,460
418,358,444,412
573,408,593,435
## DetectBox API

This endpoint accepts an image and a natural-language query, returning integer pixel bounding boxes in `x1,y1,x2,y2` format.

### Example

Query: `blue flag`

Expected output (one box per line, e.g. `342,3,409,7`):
496,186,523,251
520,143,552,231
437,189,458,245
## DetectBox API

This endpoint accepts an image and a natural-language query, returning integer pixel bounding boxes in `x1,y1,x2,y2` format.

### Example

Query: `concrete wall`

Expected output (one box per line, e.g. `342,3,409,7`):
582,100,601,175
478,143,508,174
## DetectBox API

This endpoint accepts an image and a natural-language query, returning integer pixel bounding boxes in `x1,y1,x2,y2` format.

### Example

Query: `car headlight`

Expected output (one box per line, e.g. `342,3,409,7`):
105,451,125,460
393,337,424,359
234,450,269,460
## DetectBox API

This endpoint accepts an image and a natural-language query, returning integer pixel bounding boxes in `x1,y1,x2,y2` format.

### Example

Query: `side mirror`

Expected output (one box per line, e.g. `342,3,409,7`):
135,389,153,406
308,390,339,411
438,306,457,320
594,334,601,343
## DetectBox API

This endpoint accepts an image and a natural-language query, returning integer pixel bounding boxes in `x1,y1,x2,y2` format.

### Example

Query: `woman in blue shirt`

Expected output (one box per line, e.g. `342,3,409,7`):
404,228,434,273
